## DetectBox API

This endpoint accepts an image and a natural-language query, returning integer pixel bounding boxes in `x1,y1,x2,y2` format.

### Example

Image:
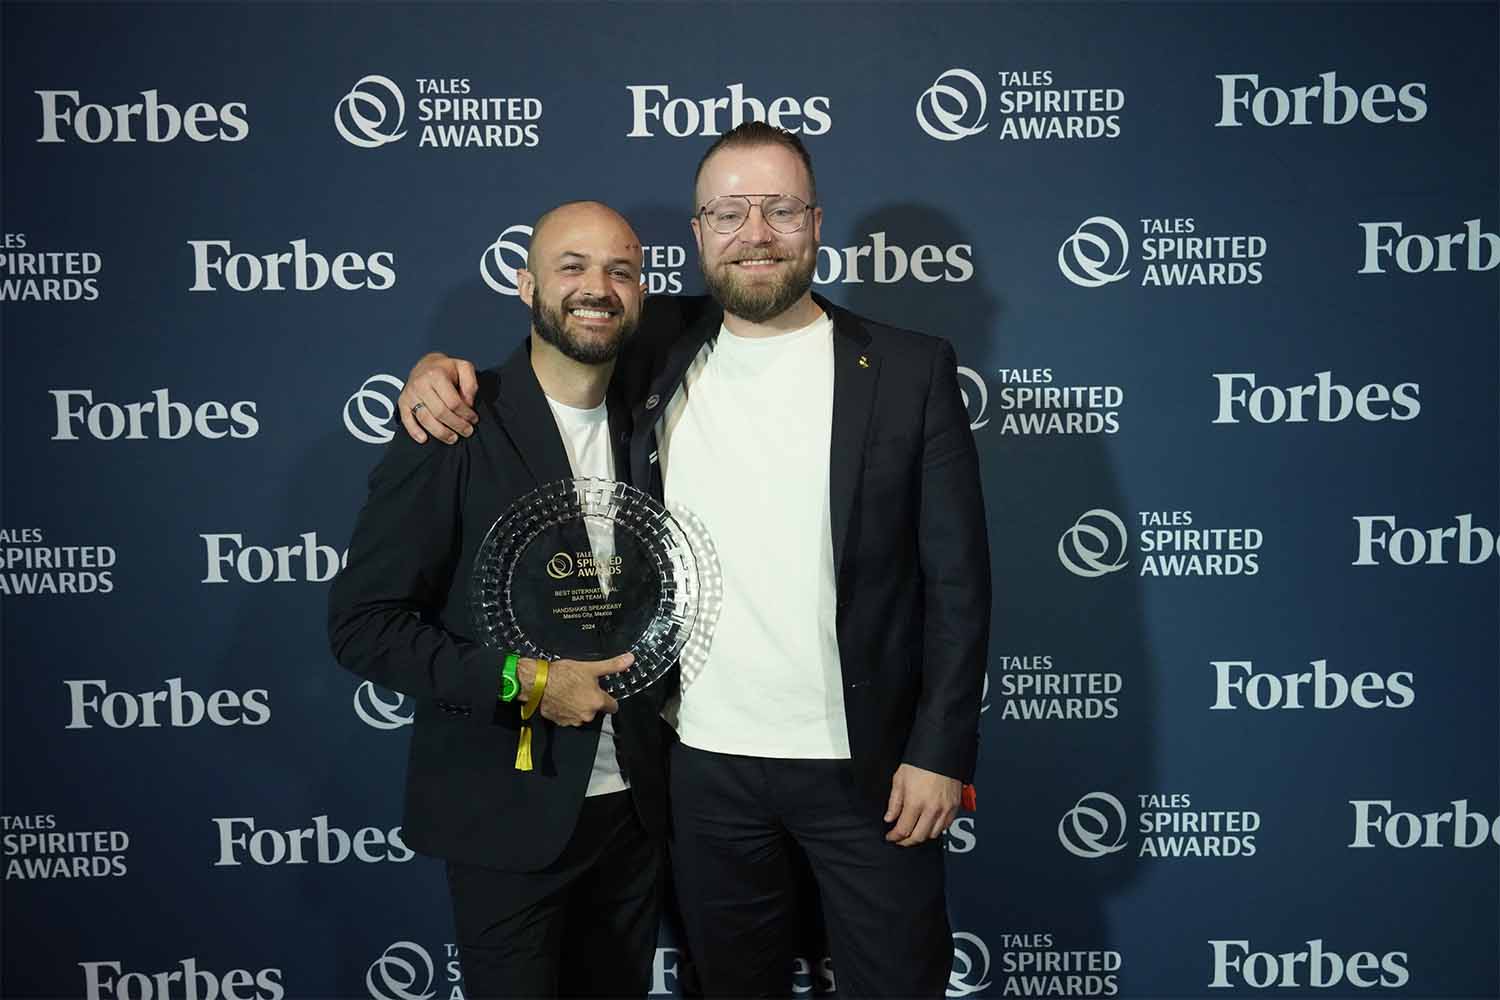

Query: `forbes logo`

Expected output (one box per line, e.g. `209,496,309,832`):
202,532,348,584
1211,660,1414,711
65,678,270,730
627,83,831,138
1351,799,1500,848
941,816,977,854
1353,515,1497,566
81,959,284,1000
213,815,414,866
814,232,974,285
189,240,395,292
1359,219,1499,274
1214,72,1427,127
1208,939,1409,989
37,89,248,143
1212,372,1419,424
51,389,258,441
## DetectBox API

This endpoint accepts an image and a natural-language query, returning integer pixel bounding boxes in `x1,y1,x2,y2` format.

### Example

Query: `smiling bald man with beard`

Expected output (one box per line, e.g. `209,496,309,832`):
329,201,675,999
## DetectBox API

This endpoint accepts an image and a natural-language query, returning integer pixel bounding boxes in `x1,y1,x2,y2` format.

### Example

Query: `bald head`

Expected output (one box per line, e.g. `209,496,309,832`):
528,200,640,270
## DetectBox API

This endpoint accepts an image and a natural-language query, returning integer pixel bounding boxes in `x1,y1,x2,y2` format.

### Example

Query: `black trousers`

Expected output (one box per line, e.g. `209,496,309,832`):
446,790,661,999
669,744,952,998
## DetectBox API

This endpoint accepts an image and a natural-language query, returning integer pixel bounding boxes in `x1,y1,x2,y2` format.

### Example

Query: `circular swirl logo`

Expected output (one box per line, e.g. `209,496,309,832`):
956,365,990,430
481,224,533,295
366,941,435,1000
1057,508,1130,578
546,551,574,580
1058,792,1129,859
335,75,408,149
947,931,993,997
343,373,405,445
1058,216,1131,288
917,68,989,142
353,681,414,731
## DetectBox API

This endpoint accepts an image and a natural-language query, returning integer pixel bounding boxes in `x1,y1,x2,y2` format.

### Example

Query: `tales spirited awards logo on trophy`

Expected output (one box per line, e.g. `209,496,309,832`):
471,479,716,719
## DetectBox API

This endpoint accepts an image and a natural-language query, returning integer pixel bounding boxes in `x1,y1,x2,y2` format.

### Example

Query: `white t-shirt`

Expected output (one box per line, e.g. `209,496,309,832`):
657,312,850,758
545,395,629,797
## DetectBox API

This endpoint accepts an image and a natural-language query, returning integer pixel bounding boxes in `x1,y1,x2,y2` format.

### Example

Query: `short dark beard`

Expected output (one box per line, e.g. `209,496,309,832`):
531,295,638,365
702,251,816,324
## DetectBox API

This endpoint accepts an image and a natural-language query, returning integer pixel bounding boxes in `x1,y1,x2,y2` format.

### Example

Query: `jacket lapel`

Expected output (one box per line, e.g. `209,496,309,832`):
494,340,574,488
491,342,612,768
629,304,723,498
605,386,632,485
823,296,878,577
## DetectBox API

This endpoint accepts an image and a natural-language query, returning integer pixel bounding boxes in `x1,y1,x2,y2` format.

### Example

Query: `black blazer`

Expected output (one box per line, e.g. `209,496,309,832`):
328,343,670,872
621,293,991,805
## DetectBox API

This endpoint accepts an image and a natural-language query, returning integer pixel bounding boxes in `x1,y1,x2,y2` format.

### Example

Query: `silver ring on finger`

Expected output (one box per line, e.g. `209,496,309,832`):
411,402,428,415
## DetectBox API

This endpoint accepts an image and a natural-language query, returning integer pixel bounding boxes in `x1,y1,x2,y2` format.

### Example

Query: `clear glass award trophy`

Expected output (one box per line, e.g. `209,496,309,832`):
470,478,709,699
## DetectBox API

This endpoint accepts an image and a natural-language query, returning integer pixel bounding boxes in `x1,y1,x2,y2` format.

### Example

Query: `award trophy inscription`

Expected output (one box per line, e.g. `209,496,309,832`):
470,478,704,699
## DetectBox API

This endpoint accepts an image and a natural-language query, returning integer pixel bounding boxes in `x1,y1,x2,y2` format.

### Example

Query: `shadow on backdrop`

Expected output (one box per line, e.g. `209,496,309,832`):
831,202,1157,979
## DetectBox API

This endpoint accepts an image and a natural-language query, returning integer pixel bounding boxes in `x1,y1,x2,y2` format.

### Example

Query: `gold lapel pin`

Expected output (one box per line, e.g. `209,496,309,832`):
858,355,870,368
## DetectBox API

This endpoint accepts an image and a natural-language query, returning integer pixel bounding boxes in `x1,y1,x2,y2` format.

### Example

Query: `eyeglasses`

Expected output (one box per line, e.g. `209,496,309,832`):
695,194,816,235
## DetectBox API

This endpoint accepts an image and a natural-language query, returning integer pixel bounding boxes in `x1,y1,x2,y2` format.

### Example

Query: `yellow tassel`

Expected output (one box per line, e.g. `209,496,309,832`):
515,725,533,771
514,659,549,772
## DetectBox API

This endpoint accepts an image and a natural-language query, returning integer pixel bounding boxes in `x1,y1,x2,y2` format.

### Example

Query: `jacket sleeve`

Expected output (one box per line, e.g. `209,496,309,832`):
327,429,501,719
901,339,992,781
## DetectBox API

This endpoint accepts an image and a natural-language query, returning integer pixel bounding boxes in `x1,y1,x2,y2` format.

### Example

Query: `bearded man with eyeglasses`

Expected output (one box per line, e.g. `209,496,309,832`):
399,122,990,999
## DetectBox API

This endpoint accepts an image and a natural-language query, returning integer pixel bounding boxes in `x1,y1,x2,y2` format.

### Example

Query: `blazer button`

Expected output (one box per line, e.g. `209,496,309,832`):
645,394,660,410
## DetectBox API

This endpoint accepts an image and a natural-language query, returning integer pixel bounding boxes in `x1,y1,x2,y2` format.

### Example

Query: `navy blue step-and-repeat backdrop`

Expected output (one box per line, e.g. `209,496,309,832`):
4,2,1498,998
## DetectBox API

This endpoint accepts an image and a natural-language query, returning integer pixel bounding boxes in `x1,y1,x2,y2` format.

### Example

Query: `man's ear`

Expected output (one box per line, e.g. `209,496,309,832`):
517,268,535,307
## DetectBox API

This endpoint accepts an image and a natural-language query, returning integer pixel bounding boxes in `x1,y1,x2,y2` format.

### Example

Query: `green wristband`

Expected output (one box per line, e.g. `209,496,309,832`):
500,652,521,703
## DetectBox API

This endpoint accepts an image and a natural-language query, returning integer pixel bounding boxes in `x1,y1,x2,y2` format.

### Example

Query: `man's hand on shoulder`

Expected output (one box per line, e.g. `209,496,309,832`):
399,352,479,445
884,763,961,846
516,653,632,727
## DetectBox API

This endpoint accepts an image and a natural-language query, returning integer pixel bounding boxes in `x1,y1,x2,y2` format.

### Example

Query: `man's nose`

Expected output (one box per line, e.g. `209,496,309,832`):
739,202,774,243
580,265,611,296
